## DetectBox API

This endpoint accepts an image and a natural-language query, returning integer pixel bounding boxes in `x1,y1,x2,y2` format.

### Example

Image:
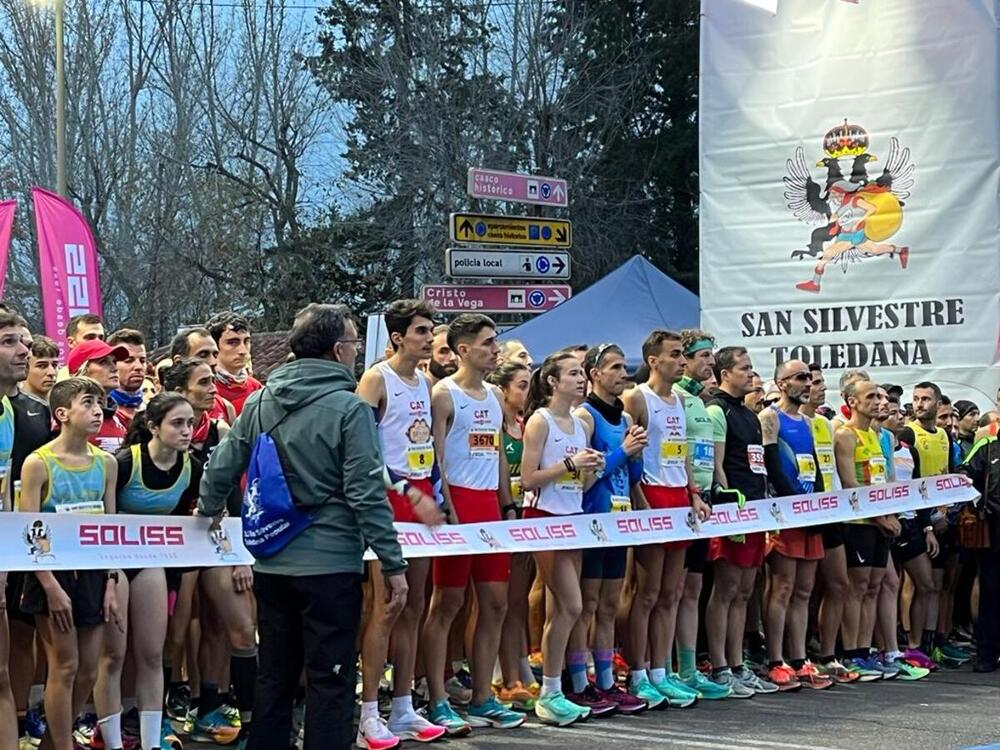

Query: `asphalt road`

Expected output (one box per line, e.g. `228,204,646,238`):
188,666,1000,750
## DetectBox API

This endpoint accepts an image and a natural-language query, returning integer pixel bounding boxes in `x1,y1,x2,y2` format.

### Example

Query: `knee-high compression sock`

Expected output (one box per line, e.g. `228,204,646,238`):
231,647,258,724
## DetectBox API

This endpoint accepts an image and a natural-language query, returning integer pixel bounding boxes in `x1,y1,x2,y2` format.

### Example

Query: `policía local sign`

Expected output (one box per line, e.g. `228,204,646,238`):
446,248,570,280
421,284,571,313
450,213,572,248
467,168,569,208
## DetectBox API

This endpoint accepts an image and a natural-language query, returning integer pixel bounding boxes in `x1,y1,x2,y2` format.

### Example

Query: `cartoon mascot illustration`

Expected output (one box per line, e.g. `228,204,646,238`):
685,509,702,534
848,491,861,513
590,519,608,543
784,119,914,293
770,501,786,525
210,525,239,561
23,520,54,562
478,528,502,550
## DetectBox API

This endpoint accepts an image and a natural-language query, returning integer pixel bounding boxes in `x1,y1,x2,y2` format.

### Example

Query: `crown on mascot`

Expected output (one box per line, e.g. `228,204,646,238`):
822,119,870,159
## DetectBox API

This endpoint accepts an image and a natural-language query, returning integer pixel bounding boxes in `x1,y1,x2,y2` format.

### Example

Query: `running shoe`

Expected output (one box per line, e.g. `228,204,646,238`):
627,676,667,709
466,697,526,729
425,699,471,737
123,706,141,738
818,659,860,684
72,714,98,749
192,707,242,745
696,657,713,675
566,684,618,718
936,642,973,665
534,691,586,727
844,657,883,683
902,647,939,671
709,669,754,699
161,718,184,750
612,651,630,682
166,684,191,721
766,664,802,692
19,737,35,750
684,670,732,700
24,707,46,746
794,661,833,690
528,651,545,682
387,712,447,743
888,657,929,681
596,684,647,714
445,671,473,706
650,673,699,707
291,701,306,742
355,715,400,750
495,681,538,711
736,666,779,694
870,654,900,680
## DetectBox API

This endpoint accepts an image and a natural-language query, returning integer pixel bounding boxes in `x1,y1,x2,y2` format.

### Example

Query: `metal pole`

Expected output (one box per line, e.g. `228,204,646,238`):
54,0,66,196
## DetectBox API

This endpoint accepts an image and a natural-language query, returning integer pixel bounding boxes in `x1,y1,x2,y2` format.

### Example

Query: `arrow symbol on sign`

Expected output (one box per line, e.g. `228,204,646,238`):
555,227,567,243
552,256,565,273
548,288,567,304
459,219,474,237
553,184,565,202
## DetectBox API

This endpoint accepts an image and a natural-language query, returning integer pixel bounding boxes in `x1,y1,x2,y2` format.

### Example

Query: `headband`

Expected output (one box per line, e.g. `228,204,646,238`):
683,338,714,356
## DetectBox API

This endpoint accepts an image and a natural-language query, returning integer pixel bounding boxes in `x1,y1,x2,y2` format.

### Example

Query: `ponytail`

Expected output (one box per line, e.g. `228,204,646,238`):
523,352,576,422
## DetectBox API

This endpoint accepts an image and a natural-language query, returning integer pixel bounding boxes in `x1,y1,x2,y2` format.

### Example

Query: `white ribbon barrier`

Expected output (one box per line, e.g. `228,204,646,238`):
2,515,252,572
0,476,977,570
375,475,979,560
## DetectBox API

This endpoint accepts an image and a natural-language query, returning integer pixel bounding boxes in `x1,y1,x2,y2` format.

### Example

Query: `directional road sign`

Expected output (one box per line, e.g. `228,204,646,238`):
450,213,571,248
422,284,572,314
446,248,571,280
467,168,569,208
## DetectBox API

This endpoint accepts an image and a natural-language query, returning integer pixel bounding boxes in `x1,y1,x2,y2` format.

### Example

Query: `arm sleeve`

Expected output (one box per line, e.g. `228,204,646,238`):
763,443,802,496
198,403,254,517
603,446,629,477
341,400,407,576
627,455,643,486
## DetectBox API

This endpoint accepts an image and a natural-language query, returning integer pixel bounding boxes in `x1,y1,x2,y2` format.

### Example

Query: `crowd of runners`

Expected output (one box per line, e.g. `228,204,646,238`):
0,300,997,750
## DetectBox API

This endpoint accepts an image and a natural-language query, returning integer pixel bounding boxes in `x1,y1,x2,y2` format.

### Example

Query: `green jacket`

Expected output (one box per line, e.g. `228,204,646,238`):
198,358,406,577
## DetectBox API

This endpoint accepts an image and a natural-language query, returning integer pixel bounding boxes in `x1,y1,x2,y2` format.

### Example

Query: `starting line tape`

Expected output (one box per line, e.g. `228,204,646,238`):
0,476,977,570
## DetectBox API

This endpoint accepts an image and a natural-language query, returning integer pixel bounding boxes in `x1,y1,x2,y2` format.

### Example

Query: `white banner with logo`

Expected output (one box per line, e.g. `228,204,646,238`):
1,476,976,568
3,514,252,572
379,475,976,559
700,0,1000,404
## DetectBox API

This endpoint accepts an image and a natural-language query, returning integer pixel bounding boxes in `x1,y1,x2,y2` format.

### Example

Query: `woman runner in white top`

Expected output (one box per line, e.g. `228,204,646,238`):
521,352,604,726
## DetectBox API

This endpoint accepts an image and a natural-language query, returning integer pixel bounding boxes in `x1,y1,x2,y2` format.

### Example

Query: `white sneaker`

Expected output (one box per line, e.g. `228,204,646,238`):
445,675,472,706
355,715,400,750
387,712,447,743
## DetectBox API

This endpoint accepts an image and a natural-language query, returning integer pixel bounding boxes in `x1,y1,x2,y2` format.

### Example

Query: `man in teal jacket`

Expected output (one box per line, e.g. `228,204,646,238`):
200,302,407,750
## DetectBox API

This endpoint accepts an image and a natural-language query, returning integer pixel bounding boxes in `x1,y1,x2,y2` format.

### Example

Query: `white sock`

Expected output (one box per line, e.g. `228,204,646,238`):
97,714,123,749
139,710,160,750
541,675,561,697
390,695,415,719
630,668,648,686
361,700,379,721
650,667,667,684
518,656,535,686
885,650,903,661
28,683,44,709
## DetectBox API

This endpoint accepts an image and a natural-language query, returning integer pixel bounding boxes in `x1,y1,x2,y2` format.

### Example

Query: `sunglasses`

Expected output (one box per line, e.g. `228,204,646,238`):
782,371,811,382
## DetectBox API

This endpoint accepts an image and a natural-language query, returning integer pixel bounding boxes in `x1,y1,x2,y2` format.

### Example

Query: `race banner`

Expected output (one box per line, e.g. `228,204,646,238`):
0,200,15,299
699,0,1000,404
378,475,976,559
32,187,104,361
1,514,251,572
0,476,974,569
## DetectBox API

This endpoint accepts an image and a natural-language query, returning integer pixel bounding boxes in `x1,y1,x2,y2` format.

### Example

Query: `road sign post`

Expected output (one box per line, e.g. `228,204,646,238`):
467,168,569,208
450,213,571,248
445,248,570,280
421,284,571,314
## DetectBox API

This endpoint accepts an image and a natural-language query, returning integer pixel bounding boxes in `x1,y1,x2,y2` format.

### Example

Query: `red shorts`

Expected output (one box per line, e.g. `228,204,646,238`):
433,486,510,587
767,528,825,561
642,484,692,551
522,507,559,520
388,478,433,523
710,532,767,568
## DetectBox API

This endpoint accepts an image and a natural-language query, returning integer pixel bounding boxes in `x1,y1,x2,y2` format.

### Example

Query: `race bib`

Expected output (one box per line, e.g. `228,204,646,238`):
55,500,104,514
406,444,434,477
510,477,524,503
869,455,888,485
556,470,583,492
816,446,835,476
795,453,817,483
611,495,631,513
660,439,687,466
468,429,499,457
748,444,767,475
692,438,714,472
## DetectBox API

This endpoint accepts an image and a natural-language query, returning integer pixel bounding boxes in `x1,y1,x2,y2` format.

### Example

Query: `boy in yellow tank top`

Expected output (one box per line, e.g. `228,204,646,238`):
19,378,122,750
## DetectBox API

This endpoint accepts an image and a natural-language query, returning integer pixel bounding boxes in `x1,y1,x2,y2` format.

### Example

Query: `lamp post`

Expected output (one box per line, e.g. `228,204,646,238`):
54,0,66,196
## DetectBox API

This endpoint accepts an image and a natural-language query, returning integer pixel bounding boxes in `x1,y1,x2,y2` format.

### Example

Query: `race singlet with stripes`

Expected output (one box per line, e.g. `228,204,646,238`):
638,384,688,488
376,362,434,480
851,426,887,487
36,442,107,514
442,378,503,491
531,409,587,516
908,420,949,477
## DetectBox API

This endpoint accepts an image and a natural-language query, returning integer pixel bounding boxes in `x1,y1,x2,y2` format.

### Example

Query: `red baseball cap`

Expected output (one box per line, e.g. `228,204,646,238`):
67,339,129,376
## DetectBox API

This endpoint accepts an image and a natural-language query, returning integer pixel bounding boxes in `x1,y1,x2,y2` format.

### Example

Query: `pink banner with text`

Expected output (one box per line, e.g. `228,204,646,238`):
0,200,15,299
32,187,103,360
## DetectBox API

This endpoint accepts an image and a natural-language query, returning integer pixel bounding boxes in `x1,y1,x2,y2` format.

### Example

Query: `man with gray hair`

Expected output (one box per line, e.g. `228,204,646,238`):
200,303,407,750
